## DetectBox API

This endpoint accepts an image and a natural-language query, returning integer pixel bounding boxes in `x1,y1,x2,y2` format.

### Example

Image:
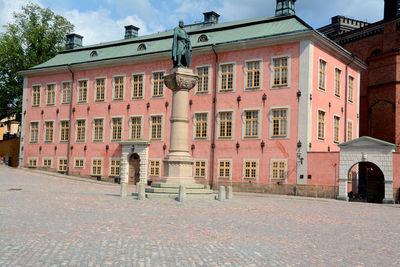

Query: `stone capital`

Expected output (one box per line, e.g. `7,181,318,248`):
164,67,199,91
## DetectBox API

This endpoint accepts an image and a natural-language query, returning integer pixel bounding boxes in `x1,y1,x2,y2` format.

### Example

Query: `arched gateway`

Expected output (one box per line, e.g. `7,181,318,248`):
119,141,149,197
338,136,395,204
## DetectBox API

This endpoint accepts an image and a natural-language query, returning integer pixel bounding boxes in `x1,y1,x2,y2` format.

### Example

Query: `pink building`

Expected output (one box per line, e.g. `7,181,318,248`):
19,2,366,197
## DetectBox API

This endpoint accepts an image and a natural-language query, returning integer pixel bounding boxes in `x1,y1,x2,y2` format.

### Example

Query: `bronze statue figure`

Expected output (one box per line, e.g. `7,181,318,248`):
172,20,192,68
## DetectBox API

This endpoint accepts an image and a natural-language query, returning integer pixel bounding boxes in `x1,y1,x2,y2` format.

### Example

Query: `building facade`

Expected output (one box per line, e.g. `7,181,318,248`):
19,2,366,197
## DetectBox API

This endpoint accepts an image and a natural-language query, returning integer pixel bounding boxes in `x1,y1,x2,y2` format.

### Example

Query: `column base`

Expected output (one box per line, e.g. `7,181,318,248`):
337,195,348,201
161,154,195,184
383,198,394,204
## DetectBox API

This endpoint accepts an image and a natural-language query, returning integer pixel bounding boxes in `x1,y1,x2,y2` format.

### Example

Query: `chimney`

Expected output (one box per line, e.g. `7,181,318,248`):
124,25,140,39
203,11,220,24
275,0,296,16
384,0,400,20
66,33,83,50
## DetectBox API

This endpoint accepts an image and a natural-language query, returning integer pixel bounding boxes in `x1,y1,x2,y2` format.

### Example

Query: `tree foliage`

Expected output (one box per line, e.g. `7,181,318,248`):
0,3,74,121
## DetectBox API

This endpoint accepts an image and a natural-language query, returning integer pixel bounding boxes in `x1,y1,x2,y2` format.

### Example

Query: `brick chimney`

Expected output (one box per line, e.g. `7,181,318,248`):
66,33,83,50
384,0,400,20
124,25,139,39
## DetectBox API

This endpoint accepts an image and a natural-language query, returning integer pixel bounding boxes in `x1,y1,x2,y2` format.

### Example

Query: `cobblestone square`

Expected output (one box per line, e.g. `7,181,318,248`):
1,165,399,266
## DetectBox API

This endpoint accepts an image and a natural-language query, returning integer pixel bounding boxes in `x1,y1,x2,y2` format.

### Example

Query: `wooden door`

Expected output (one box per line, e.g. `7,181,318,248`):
128,154,140,185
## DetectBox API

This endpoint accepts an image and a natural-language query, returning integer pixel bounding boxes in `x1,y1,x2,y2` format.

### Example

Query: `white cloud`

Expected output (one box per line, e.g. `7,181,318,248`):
0,0,41,32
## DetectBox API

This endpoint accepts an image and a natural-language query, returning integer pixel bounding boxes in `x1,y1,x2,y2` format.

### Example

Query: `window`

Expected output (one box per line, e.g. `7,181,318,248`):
149,160,160,177
334,116,340,144
113,76,124,100
246,61,260,89
244,160,257,179
152,72,164,97
61,82,72,104
44,121,54,143
29,122,39,143
220,64,234,91
318,110,326,141
194,113,208,139
138,43,146,51
43,158,52,168
197,67,209,93
111,118,122,141
150,115,162,140
218,160,231,179
272,108,288,137
219,112,233,138
273,57,288,87
32,86,41,107
60,120,69,142
74,159,84,169
244,110,259,138
93,119,104,141
335,68,341,97
194,160,206,178
58,158,68,173
46,84,56,105
198,34,208,42
76,120,86,142
347,120,353,141
348,76,354,103
271,160,286,180
78,80,88,103
28,158,37,167
132,74,144,98
110,159,120,176
130,117,142,140
319,59,327,90
95,78,105,101
91,159,102,176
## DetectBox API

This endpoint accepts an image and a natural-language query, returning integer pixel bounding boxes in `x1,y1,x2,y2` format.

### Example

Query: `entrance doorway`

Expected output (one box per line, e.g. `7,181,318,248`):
348,162,385,203
128,153,140,185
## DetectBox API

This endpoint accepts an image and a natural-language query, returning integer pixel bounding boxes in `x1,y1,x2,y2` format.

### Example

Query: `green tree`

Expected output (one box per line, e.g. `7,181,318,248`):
0,3,74,121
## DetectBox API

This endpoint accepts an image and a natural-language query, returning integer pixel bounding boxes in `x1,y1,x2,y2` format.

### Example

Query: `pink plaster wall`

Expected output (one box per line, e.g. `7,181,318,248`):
393,152,400,189
307,152,339,186
312,45,359,152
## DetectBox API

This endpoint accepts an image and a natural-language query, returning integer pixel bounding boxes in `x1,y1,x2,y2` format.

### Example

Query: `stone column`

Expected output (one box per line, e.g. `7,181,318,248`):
119,145,130,197
337,178,348,201
383,180,394,204
162,67,198,184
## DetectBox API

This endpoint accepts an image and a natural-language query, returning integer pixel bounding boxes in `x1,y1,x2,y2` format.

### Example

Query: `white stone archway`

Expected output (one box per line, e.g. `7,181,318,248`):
119,141,149,197
338,136,396,204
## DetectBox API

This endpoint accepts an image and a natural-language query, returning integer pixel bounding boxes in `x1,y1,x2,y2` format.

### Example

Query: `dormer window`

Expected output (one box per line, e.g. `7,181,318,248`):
198,34,208,42
90,51,98,57
138,43,146,51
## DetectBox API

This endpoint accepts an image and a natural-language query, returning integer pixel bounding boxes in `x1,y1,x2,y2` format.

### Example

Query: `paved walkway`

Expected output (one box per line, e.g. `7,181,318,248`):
1,165,399,266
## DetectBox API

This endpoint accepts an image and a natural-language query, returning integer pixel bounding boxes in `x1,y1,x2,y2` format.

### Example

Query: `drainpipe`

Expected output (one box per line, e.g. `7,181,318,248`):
344,55,355,142
210,45,218,190
66,65,74,175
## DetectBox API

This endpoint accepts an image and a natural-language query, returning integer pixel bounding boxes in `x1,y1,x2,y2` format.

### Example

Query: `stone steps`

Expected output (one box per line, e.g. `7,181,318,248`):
146,187,213,194
145,192,216,200
150,182,206,189
143,182,215,199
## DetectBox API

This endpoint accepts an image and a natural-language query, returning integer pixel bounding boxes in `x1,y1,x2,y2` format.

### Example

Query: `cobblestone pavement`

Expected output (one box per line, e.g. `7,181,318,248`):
1,165,400,267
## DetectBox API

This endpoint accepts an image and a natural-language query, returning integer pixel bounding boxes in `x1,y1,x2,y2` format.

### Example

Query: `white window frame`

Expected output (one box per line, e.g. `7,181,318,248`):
131,72,145,99
41,157,53,168
57,157,68,173
148,159,162,177
270,55,291,89
45,83,57,106
195,64,212,95
218,62,236,93
59,119,70,143
92,117,105,142
217,159,232,181
129,115,144,140
60,80,73,105
31,84,42,107
73,157,86,169
334,67,342,99
27,157,39,167
347,119,354,141
151,70,166,98
109,157,121,177
348,74,355,104
216,109,235,140
270,158,288,182
75,118,87,143
242,158,259,181
94,76,107,102
90,157,104,176
110,116,124,142
29,120,40,144
317,108,326,142
269,105,290,139
77,79,89,104
43,120,55,144
193,159,208,179
242,108,262,140
318,57,327,92
112,74,126,101
244,58,263,91
192,111,210,141
149,114,164,141
333,114,341,144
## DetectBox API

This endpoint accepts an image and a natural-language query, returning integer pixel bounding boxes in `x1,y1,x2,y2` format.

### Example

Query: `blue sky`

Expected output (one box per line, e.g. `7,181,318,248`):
0,0,384,45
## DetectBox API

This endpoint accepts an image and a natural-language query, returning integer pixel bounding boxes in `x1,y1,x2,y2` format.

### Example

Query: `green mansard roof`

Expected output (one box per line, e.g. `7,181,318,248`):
29,15,311,70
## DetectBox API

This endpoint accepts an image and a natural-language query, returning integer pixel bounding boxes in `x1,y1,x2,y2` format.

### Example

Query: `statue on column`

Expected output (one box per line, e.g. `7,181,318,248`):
172,20,192,68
